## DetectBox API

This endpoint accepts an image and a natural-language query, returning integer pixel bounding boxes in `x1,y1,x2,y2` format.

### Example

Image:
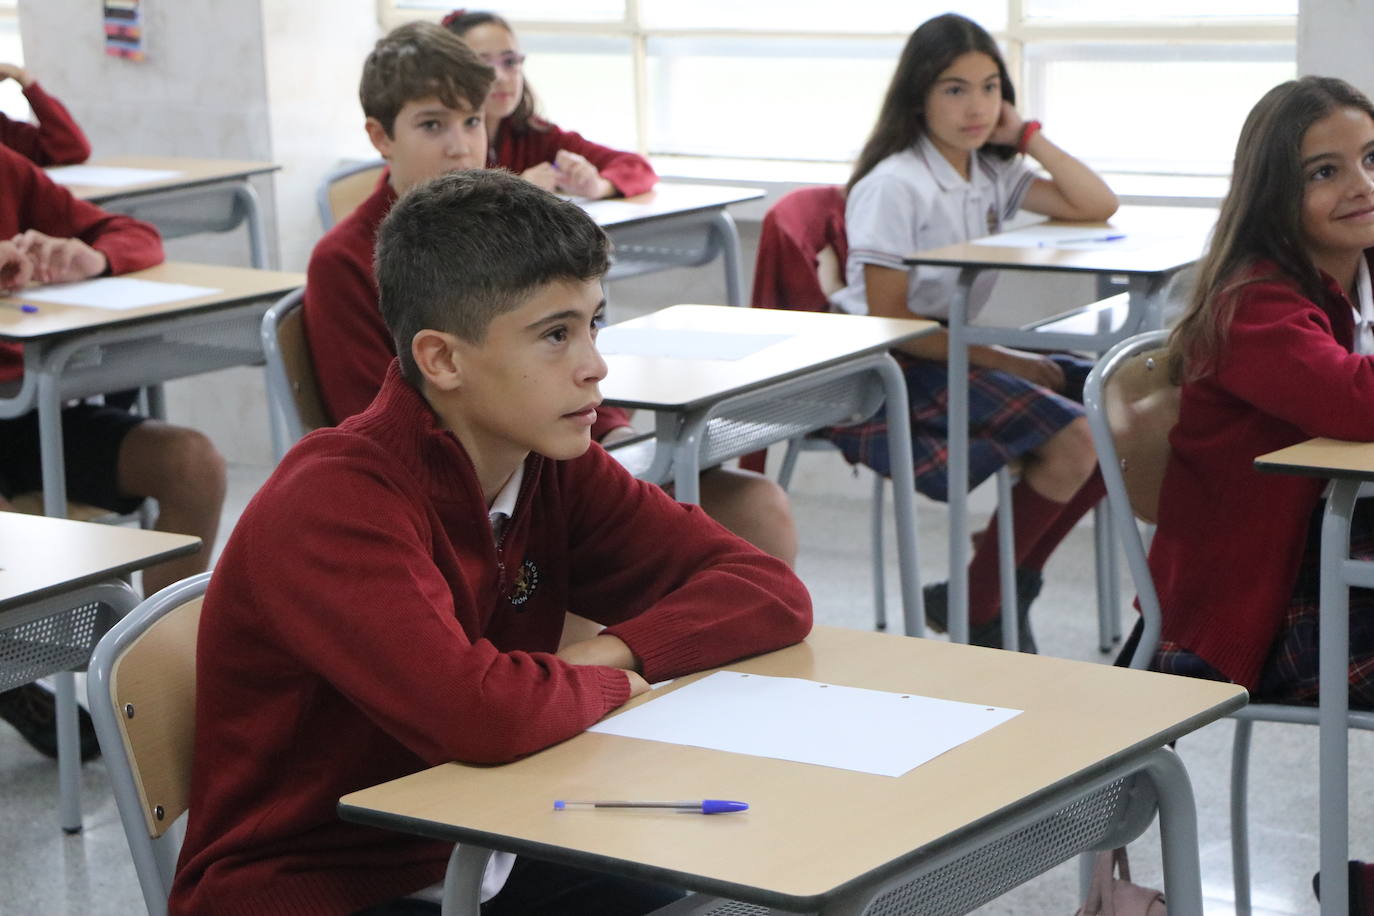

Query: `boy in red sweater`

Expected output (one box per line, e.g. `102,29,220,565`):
171,169,812,916
0,62,92,165
0,144,226,760
304,23,798,568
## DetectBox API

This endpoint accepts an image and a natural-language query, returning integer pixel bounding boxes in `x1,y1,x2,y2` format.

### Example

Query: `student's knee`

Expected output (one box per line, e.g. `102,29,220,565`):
1030,418,1097,495
120,422,227,512
697,468,798,567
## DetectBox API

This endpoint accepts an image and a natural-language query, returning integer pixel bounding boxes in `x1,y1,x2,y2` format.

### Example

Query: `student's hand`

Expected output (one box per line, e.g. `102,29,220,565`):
0,239,34,293
10,230,107,286
553,150,614,199
520,162,560,192
556,632,639,670
622,670,651,699
987,100,1025,148
994,348,1066,392
0,63,33,88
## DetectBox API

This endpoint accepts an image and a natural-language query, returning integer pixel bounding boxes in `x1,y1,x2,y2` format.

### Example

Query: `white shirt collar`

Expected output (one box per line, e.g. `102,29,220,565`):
1353,256,1374,356
917,133,985,193
487,462,525,534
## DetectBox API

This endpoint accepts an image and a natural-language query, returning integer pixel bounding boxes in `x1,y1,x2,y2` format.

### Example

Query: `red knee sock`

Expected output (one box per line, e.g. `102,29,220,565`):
966,479,1070,626
1018,470,1106,572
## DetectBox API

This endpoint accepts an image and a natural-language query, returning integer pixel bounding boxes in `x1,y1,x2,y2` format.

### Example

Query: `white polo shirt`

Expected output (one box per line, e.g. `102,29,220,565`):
832,133,1035,321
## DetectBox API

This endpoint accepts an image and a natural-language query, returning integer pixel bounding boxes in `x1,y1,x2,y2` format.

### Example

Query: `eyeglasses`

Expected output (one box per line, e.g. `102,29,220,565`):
482,53,526,74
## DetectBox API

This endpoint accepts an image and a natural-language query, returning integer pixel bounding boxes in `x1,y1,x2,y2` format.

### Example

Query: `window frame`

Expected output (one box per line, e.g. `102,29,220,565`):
377,1,1295,176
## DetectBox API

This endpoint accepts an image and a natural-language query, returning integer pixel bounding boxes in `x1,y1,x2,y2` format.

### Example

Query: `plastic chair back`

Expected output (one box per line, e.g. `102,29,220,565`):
317,159,385,231
261,287,331,460
87,573,211,916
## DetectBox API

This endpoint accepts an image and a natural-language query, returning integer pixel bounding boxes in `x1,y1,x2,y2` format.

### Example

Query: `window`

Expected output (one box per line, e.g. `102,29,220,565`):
380,1,1296,178
0,0,25,122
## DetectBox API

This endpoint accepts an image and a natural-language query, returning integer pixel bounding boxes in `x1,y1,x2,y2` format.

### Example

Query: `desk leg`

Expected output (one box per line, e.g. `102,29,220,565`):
36,367,70,518
709,210,745,308
669,413,703,506
441,844,495,916
54,671,83,832
875,355,924,636
1318,479,1357,916
1144,747,1203,916
946,270,976,644
233,181,271,270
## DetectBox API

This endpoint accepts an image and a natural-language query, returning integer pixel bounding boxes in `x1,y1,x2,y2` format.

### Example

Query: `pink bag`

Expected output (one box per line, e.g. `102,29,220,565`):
1075,848,1167,916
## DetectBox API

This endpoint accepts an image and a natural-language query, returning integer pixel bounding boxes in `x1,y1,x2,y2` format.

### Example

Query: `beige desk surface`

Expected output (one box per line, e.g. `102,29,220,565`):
599,305,935,411
48,156,281,202
0,512,199,611
589,182,764,228
904,205,1217,276
339,625,1245,909
0,261,304,342
1256,438,1374,481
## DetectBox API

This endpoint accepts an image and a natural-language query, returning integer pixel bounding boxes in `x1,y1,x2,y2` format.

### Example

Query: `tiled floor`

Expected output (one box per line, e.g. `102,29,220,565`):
2,456,1369,914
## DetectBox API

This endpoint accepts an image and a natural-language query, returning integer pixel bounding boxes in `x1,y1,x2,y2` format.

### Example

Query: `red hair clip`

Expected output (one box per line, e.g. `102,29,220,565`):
440,8,468,28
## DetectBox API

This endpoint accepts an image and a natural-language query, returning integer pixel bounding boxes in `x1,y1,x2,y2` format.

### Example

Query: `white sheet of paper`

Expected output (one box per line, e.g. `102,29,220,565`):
21,278,221,311
970,224,1146,250
598,326,789,361
589,670,1022,777
580,198,648,225
44,165,184,187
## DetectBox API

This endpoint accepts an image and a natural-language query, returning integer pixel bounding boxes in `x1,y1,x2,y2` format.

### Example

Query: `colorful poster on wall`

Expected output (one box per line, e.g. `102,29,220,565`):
104,0,144,61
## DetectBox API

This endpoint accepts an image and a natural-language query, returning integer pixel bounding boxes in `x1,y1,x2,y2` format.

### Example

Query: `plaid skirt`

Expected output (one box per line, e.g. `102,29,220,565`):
823,352,1090,502
1152,500,1374,709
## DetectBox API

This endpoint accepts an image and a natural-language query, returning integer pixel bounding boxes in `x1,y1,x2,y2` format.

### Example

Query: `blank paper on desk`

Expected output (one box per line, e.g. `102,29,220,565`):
590,670,1021,777
597,326,789,361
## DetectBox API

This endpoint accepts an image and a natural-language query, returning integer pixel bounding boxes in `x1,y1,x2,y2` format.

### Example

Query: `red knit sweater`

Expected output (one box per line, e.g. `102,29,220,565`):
0,145,163,383
1149,256,1374,689
302,174,631,437
0,81,91,165
491,118,657,198
169,365,811,916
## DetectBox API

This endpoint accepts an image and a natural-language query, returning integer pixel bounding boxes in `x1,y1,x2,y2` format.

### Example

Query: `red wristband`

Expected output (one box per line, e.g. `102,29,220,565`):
1017,120,1042,154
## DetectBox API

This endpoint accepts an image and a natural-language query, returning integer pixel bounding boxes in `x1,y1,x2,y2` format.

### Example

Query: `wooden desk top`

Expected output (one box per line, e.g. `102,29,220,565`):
905,205,1217,276
1256,438,1374,481
599,305,935,411
0,261,304,342
585,182,764,229
339,625,1245,909
47,156,280,202
0,512,199,611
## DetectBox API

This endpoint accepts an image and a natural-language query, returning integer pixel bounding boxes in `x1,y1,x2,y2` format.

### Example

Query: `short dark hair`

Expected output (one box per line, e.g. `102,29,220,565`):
849,14,1015,193
375,169,611,384
359,22,494,137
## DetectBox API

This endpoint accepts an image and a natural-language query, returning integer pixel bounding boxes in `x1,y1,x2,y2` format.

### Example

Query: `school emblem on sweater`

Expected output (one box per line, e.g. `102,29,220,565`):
510,559,539,607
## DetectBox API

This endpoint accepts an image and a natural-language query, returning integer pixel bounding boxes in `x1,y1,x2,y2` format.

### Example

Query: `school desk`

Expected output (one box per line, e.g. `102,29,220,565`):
338,624,1246,916
598,304,935,633
0,261,304,519
1255,438,1374,916
903,205,1218,646
46,156,281,269
0,512,199,831
585,182,764,307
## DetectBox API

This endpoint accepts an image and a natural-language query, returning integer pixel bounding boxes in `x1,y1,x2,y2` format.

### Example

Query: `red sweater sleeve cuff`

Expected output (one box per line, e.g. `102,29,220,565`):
592,663,635,711
605,613,707,684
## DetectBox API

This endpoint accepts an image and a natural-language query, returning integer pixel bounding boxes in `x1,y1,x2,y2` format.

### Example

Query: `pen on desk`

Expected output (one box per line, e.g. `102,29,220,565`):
0,302,38,313
1038,233,1126,247
553,799,749,814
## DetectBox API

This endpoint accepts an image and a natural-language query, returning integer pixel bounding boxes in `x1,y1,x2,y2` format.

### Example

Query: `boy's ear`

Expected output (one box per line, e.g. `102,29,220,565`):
411,329,464,392
364,117,393,160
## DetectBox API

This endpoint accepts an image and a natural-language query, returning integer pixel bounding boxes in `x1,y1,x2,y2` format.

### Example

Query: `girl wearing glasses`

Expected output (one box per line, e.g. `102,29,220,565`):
443,9,657,200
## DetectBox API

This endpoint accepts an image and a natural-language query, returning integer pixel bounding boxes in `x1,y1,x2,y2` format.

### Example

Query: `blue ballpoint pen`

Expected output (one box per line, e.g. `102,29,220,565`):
1039,233,1126,247
1,302,38,313
553,799,749,814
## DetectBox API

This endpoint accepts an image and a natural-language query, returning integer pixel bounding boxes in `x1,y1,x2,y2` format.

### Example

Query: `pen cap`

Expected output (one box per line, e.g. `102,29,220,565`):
701,799,748,814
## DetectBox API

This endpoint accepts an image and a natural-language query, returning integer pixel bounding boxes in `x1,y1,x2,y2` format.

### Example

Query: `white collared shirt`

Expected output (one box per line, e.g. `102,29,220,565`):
487,462,524,541
832,133,1035,321
1353,256,1374,356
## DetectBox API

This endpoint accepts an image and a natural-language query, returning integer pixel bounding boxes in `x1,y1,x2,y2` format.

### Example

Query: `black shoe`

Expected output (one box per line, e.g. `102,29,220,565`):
922,569,1042,653
1313,860,1371,913
0,683,101,762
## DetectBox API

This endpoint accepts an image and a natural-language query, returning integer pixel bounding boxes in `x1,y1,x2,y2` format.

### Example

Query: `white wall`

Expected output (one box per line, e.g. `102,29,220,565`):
19,0,379,466
1299,0,1374,91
